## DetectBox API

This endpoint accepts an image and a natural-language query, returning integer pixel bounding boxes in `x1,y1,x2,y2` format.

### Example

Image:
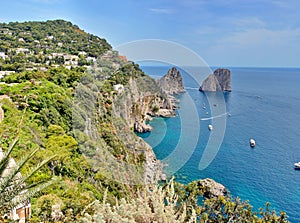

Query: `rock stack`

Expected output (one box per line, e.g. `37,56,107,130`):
159,67,185,95
199,68,232,92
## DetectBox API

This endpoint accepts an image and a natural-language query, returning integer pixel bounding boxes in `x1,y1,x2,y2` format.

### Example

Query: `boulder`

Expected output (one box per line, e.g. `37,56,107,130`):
199,178,227,198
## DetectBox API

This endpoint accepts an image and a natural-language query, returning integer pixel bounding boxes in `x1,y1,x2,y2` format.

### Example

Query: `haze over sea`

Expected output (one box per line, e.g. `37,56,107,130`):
138,66,300,223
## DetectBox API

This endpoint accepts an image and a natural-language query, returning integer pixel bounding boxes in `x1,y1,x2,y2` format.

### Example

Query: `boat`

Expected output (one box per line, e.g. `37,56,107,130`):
208,124,213,131
249,139,256,147
294,162,300,170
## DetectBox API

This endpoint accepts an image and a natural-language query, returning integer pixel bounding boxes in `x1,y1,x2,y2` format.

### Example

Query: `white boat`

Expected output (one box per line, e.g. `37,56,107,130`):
250,139,256,147
294,162,300,170
208,124,213,131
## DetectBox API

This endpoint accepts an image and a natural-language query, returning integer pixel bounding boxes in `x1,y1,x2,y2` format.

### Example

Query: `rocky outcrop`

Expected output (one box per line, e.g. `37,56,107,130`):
134,121,152,133
113,77,177,133
159,67,185,95
199,68,232,92
199,178,227,198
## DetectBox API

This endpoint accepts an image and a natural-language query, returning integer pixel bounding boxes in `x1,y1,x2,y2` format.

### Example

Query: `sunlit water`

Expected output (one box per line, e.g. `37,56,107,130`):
138,66,300,222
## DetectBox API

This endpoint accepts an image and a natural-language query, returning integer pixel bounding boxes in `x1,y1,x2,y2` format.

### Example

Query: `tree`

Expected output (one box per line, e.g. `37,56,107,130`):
44,125,77,176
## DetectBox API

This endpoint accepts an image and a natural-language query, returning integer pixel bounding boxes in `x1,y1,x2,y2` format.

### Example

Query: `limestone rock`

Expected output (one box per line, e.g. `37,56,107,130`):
155,108,176,117
200,68,232,92
134,121,152,133
159,67,185,95
199,178,227,198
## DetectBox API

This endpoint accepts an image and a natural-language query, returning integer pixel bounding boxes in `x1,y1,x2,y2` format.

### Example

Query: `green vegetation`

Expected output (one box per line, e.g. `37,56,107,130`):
0,135,54,222
0,20,111,72
79,179,288,223
0,20,290,222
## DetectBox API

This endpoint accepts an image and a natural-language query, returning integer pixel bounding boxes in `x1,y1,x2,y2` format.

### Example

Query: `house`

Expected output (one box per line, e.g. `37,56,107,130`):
0,150,31,222
78,51,87,56
16,48,29,54
1,28,12,36
86,56,96,63
47,35,54,40
0,52,7,60
119,55,127,62
113,84,124,93
0,71,15,79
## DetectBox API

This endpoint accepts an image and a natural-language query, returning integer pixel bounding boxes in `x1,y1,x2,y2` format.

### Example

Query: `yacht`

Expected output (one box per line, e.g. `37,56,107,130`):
294,162,300,170
250,139,256,147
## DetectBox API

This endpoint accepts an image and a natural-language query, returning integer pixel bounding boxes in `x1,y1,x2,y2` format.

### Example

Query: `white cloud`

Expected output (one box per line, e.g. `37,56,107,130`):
149,8,175,14
271,0,291,9
231,17,266,30
217,28,300,47
205,27,300,66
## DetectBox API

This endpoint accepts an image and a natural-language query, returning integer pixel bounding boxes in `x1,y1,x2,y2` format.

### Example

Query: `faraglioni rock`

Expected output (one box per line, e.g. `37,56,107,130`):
199,68,232,92
159,67,185,95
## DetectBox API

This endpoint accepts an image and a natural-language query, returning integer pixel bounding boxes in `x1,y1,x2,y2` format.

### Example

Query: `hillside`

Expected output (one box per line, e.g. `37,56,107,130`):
0,20,111,72
0,20,289,223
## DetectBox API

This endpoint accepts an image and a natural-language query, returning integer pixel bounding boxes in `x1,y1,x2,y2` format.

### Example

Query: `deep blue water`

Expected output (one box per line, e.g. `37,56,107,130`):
138,66,300,222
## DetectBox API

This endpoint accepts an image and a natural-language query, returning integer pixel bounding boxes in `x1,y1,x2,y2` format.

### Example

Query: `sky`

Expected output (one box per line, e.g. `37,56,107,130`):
1,0,300,67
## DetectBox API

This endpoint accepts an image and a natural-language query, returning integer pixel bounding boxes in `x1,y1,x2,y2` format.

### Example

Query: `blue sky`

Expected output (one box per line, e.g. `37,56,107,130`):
1,0,300,67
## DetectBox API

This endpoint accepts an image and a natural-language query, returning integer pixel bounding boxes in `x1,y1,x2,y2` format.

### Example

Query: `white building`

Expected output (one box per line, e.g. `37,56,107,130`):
0,52,7,60
113,84,124,93
0,71,15,79
16,48,29,54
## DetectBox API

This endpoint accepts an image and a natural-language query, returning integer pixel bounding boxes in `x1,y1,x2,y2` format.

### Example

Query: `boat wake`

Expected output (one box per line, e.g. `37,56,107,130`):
185,86,199,90
200,112,229,121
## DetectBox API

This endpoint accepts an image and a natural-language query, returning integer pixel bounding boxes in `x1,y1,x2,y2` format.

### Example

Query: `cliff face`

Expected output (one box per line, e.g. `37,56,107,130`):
199,68,232,92
159,67,185,95
111,69,185,183
113,76,176,133
111,77,176,183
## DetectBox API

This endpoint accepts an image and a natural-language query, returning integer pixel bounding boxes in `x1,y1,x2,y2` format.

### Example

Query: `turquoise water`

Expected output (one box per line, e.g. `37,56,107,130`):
138,66,300,222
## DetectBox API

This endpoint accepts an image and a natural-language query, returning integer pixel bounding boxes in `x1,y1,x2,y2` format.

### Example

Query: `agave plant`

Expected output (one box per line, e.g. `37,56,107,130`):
0,136,55,219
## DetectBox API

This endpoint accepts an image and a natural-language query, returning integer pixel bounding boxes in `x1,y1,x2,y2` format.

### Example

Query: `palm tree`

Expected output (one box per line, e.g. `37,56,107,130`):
0,136,55,221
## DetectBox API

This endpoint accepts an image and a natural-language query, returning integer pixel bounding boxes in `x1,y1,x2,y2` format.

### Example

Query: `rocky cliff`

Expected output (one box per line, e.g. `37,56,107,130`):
159,67,185,95
199,68,232,92
113,76,176,133
110,76,178,183
79,57,186,184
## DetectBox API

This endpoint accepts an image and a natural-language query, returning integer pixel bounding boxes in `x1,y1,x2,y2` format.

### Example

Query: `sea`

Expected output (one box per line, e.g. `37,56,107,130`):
138,66,300,223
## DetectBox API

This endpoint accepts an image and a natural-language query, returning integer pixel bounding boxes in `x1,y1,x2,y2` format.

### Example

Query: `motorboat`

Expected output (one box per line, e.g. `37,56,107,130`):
250,139,256,147
208,124,213,131
294,162,300,170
